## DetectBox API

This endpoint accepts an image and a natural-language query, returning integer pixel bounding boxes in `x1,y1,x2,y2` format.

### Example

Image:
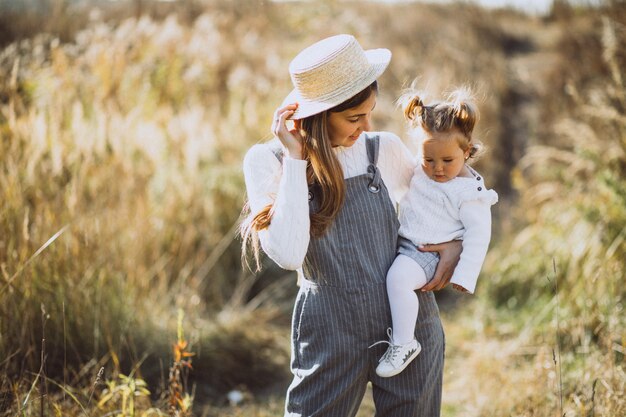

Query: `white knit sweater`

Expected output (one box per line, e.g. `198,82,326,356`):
398,164,498,293
243,131,415,270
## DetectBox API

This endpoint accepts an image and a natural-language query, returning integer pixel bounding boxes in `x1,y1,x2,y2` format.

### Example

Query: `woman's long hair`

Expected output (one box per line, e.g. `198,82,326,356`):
240,82,378,270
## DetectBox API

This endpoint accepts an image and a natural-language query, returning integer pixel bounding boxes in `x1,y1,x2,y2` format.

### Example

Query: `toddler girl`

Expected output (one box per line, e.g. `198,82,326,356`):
375,88,498,378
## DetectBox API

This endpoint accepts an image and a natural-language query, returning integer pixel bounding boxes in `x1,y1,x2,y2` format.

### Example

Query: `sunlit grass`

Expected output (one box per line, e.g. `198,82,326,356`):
0,0,624,415
456,4,626,415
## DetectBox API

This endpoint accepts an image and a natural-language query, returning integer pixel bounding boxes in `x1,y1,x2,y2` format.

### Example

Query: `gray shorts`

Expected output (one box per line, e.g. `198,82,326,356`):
397,237,440,282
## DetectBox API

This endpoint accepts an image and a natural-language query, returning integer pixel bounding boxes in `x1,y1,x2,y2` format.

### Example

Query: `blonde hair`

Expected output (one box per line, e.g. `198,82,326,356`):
240,82,378,270
400,87,483,159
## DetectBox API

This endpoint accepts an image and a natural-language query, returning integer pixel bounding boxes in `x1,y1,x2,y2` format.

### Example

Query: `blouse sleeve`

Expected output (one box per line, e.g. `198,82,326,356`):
449,200,493,294
377,132,417,205
243,143,310,270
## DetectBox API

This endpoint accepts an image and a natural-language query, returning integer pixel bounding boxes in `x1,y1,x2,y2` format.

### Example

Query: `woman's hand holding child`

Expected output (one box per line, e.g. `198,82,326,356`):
419,240,462,291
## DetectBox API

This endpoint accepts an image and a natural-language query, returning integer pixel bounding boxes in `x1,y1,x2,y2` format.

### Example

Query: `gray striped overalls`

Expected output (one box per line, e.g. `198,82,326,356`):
283,135,445,417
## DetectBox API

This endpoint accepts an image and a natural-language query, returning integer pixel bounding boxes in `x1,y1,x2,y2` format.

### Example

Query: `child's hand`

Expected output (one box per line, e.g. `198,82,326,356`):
452,284,469,293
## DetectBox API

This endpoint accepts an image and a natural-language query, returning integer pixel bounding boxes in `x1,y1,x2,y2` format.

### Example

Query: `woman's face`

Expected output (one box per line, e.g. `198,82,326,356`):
327,94,376,148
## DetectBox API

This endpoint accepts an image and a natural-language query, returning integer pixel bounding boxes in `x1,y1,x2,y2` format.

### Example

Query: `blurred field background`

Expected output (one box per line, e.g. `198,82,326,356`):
0,0,624,416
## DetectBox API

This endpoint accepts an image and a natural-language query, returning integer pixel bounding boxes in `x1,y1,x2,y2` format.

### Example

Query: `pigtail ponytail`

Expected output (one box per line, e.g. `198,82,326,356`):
404,94,424,123
447,88,479,137
398,87,430,130
468,141,483,159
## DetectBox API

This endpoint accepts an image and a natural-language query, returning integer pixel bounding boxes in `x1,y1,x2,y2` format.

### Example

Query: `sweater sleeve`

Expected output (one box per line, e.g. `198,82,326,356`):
243,144,310,270
450,200,493,294
377,132,417,205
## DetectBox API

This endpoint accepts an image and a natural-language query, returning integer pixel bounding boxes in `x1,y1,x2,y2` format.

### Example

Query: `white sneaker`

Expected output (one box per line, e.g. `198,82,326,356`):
375,337,421,378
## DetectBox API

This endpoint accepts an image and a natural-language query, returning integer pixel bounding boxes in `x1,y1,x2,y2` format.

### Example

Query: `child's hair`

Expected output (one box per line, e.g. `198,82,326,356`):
400,87,484,160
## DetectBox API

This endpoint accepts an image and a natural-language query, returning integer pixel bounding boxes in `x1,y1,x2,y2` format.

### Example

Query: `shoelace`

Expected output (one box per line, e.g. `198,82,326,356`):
368,328,398,363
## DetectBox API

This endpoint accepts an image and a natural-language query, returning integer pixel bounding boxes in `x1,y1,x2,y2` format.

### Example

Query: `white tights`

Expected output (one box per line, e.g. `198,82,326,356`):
386,254,428,345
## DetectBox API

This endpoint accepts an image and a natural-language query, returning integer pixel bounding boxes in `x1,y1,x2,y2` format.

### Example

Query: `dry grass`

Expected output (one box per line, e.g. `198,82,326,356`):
447,2,626,415
0,0,624,415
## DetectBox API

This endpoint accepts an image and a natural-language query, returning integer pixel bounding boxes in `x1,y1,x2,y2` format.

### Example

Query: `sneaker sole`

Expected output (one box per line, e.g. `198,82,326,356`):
375,344,422,378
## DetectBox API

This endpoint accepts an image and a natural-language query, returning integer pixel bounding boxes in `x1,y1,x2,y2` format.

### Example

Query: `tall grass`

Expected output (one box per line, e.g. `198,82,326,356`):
0,6,290,414
466,2,626,415
2,0,622,415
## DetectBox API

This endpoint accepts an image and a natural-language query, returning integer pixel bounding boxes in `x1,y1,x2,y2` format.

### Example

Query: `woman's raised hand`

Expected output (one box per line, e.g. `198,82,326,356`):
272,103,303,160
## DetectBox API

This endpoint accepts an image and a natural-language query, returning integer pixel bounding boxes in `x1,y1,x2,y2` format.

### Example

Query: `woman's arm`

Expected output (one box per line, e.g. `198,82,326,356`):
243,144,310,270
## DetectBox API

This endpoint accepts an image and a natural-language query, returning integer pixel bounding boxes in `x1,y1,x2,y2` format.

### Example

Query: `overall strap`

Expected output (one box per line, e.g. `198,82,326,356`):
365,135,380,166
365,135,382,193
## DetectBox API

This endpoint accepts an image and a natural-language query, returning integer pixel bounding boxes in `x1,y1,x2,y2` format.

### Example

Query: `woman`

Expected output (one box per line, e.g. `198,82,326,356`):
241,34,461,417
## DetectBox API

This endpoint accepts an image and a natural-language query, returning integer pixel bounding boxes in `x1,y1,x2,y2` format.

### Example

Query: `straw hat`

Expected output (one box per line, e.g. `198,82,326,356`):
282,34,391,120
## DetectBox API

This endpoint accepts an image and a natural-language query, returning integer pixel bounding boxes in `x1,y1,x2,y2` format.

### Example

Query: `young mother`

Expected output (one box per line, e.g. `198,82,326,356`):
241,34,461,416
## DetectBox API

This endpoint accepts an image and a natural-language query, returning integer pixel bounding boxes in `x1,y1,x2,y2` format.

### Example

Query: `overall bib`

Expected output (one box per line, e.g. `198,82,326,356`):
284,136,445,417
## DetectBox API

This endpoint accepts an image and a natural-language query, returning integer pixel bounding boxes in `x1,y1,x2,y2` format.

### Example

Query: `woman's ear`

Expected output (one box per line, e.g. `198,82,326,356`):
294,119,302,130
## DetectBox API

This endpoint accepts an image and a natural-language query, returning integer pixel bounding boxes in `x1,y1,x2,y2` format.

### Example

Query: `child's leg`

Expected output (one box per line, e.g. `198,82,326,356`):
386,254,428,345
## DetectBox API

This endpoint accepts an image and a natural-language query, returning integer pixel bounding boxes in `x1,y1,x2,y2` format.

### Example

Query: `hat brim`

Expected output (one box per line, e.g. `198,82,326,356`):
281,48,391,120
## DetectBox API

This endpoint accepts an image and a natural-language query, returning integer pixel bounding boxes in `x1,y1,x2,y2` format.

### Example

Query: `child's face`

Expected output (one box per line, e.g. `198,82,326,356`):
421,132,470,183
